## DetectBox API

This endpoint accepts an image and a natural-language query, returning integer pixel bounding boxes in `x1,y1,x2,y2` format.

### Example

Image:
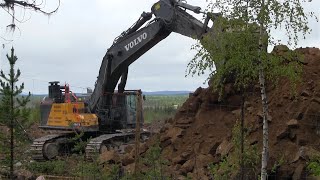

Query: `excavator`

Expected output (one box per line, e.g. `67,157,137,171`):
31,0,220,160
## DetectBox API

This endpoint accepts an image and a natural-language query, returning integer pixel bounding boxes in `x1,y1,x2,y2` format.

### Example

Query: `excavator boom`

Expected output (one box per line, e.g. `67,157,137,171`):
31,0,219,161
88,0,218,131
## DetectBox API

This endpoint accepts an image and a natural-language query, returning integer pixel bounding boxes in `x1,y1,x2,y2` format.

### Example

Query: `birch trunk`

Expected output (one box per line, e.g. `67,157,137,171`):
259,66,269,180
258,0,269,178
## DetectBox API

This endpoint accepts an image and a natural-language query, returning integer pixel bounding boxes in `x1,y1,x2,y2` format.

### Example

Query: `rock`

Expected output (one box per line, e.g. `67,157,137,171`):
216,140,233,156
257,111,272,123
293,146,320,162
232,109,241,116
176,117,195,125
160,135,171,142
276,127,289,140
311,97,320,104
139,143,149,154
15,169,33,180
160,123,172,133
244,101,251,108
292,164,305,180
181,150,193,160
172,150,192,164
160,139,172,148
188,100,201,112
36,176,46,180
176,175,187,180
160,127,184,148
174,164,182,171
268,114,273,122
193,87,203,97
14,162,22,167
99,150,120,164
287,119,299,128
124,145,134,154
298,138,308,146
179,159,194,175
247,107,254,113
121,154,134,166
289,131,297,141
301,90,312,97
173,155,187,165
196,154,214,168
207,142,220,156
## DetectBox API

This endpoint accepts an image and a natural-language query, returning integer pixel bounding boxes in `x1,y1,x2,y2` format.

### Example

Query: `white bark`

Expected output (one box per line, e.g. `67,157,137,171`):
258,0,269,178
259,67,269,180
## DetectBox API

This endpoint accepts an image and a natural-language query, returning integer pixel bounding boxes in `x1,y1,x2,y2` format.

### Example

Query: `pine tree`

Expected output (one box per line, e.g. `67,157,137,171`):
0,47,30,179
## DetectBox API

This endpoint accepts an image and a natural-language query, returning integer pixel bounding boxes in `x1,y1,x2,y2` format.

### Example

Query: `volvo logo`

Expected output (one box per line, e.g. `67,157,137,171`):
124,32,148,51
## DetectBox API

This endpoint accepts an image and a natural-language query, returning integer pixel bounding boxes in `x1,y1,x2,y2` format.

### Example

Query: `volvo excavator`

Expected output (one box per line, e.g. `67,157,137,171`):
31,0,220,161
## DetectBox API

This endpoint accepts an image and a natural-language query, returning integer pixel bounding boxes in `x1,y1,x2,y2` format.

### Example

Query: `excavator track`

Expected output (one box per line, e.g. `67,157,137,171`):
85,131,150,160
31,133,72,161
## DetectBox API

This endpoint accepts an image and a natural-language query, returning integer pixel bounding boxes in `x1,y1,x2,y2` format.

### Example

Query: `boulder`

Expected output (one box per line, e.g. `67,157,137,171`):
292,146,320,162
276,127,289,140
160,139,172,148
179,159,194,175
232,109,241,116
196,154,214,168
15,169,33,180
199,141,220,155
301,90,312,97
99,150,120,164
181,149,193,160
160,127,184,148
216,140,233,156
287,119,299,128
311,97,320,104
14,162,22,167
193,87,203,97
176,117,195,125
121,154,135,166
172,155,187,165
298,138,309,146
124,145,134,154
292,164,305,180
247,107,254,114
160,123,172,133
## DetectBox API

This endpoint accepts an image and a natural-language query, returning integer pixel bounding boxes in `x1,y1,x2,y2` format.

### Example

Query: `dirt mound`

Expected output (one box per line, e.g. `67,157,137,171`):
117,47,320,179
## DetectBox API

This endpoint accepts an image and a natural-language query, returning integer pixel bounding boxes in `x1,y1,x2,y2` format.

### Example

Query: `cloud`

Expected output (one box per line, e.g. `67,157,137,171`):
0,0,318,94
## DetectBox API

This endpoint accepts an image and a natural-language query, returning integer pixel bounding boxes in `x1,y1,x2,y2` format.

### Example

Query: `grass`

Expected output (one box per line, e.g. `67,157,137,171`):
143,95,188,123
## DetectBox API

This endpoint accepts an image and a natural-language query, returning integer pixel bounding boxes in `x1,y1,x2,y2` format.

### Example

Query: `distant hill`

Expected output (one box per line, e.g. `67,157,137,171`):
26,91,192,96
143,91,191,96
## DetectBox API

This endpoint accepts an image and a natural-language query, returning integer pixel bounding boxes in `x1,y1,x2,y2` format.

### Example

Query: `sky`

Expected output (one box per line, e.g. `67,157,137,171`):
0,0,319,94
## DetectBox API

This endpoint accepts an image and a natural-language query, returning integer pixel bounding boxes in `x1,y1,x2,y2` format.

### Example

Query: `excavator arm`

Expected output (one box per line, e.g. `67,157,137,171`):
88,0,219,125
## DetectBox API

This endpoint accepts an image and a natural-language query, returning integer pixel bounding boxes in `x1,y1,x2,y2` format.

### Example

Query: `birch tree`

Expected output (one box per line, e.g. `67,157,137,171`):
188,0,317,179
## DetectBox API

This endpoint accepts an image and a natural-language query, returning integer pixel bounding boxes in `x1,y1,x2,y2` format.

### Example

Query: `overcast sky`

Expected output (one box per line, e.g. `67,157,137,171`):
0,0,319,94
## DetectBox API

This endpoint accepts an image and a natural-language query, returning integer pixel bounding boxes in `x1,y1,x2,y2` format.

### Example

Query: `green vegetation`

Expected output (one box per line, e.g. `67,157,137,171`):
122,139,169,180
27,160,67,175
307,156,320,176
209,121,259,179
143,95,188,123
0,48,31,179
189,0,316,178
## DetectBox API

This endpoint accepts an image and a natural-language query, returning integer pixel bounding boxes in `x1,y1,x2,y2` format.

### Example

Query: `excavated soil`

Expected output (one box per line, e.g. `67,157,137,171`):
112,47,320,179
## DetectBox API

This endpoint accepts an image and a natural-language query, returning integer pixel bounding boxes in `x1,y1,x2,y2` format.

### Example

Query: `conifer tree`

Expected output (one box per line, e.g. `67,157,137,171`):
0,47,30,179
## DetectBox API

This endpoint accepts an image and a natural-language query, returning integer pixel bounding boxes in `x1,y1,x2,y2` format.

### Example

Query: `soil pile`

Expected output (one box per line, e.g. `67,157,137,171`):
116,47,320,179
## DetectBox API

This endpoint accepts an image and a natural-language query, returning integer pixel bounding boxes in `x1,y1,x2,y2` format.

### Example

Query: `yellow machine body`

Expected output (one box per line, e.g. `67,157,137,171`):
46,102,98,128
